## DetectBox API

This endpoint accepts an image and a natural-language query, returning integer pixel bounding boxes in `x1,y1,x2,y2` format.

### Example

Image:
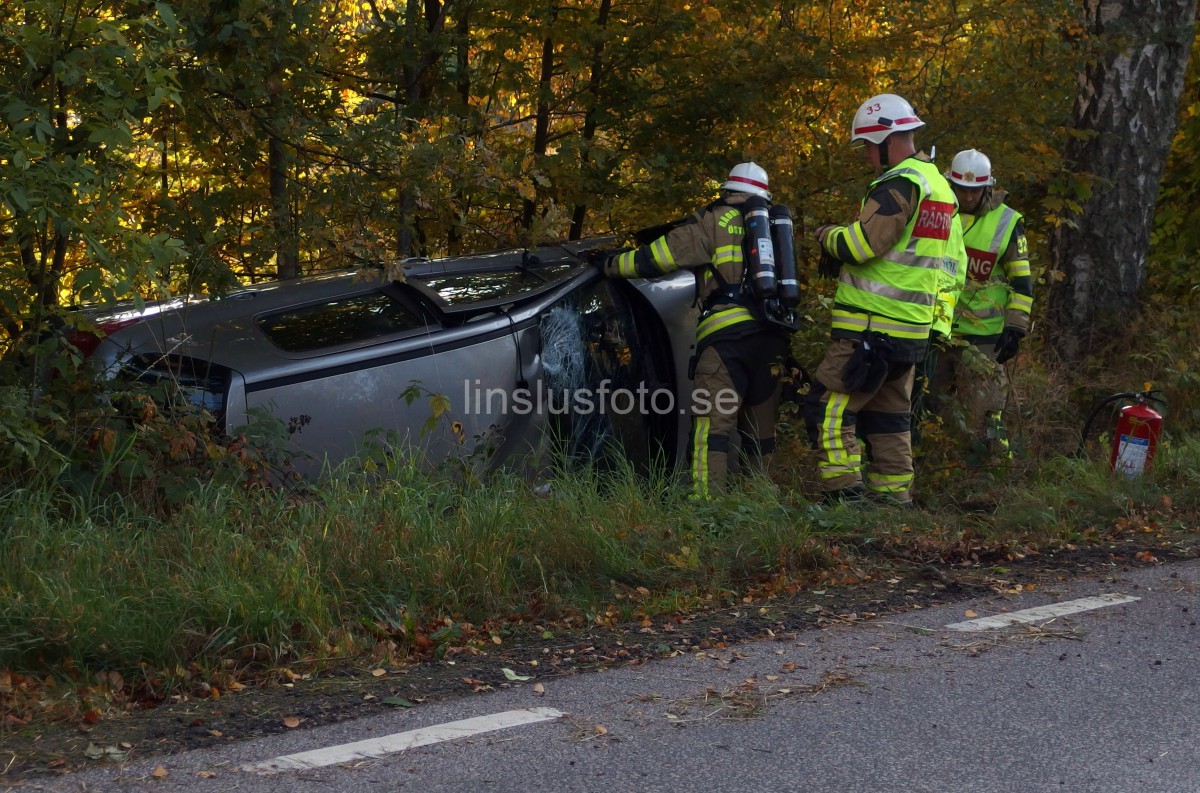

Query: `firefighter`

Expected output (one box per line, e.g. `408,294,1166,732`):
929,149,1033,457
805,93,957,506
602,162,793,498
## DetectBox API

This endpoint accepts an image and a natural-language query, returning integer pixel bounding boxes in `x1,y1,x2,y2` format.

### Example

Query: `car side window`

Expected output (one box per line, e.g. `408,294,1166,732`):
418,263,579,306
256,292,430,353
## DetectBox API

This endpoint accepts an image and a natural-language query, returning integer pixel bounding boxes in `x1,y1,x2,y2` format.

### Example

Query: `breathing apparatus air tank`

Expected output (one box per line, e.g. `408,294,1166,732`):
769,204,799,309
743,195,776,299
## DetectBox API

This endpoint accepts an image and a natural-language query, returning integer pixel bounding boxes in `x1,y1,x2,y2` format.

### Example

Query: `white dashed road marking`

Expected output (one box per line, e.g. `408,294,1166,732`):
945,593,1140,631
243,707,565,774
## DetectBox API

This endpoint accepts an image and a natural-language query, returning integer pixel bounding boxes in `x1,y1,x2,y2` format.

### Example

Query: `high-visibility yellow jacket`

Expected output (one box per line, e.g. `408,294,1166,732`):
952,191,1032,341
933,211,968,337
605,192,770,346
820,157,956,362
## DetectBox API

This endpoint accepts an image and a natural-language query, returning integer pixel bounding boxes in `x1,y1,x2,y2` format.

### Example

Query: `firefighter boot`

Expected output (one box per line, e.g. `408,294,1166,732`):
821,485,867,506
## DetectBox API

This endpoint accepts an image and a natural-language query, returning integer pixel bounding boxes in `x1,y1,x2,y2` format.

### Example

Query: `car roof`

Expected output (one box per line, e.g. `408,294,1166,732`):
91,237,616,372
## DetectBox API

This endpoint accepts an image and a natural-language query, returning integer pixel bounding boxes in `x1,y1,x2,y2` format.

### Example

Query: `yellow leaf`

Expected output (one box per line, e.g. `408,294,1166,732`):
964,610,978,618
371,668,387,677
151,765,168,778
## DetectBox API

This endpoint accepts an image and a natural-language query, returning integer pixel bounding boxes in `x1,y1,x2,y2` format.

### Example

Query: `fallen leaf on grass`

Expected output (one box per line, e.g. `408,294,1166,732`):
371,668,387,677
502,668,531,682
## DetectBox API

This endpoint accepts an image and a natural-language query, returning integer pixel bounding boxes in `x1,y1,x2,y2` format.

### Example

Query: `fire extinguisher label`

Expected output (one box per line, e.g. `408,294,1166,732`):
1115,435,1150,478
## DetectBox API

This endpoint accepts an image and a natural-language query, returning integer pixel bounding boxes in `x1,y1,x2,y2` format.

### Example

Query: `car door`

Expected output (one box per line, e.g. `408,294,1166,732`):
245,288,522,478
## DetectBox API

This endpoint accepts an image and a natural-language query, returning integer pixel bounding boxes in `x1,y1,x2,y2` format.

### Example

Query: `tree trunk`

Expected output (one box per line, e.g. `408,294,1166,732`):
1044,0,1196,360
522,27,555,231
569,0,611,241
268,132,299,280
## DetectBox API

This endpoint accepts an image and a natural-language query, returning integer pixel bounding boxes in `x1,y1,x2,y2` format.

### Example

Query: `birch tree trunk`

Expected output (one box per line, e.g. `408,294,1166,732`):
1045,0,1196,360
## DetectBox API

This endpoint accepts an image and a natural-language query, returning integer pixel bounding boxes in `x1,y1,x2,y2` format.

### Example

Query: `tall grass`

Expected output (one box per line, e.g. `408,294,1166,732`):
0,455,819,676
1,435,1196,681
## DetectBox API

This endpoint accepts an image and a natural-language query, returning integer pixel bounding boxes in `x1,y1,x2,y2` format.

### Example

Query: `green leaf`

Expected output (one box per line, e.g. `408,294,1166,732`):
6,186,30,211
3,100,32,123
155,1,177,29
501,668,531,682
380,696,415,708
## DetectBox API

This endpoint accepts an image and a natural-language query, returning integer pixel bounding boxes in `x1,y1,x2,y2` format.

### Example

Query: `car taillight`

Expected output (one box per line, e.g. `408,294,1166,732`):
67,318,139,358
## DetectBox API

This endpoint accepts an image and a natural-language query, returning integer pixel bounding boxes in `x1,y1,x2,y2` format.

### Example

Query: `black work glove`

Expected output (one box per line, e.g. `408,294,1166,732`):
583,248,611,271
817,250,842,280
994,327,1025,364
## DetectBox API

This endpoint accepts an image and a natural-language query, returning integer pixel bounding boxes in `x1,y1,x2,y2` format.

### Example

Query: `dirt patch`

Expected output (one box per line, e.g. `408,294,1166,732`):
3,531,1196,781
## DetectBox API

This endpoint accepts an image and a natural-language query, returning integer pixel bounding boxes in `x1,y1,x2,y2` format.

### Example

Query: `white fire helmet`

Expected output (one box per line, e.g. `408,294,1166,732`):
947,149,996,187
721,162,771,199
851,94,925,145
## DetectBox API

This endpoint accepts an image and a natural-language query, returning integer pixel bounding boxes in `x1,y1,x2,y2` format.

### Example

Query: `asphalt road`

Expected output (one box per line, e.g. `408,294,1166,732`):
28,558,1200,793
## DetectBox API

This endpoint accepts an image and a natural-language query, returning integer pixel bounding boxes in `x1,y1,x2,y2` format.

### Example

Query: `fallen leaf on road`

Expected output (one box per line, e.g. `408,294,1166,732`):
151,765,168,778
964,610,978,618
196,771,216,779
282,716,301,728
533,683,545,695
502,668,531,682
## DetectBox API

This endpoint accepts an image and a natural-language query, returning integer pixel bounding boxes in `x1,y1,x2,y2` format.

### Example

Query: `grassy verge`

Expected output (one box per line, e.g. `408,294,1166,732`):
1,435,1197,727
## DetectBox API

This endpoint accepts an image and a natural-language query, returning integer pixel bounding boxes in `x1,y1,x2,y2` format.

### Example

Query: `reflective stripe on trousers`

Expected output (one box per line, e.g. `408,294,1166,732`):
803,338,916,501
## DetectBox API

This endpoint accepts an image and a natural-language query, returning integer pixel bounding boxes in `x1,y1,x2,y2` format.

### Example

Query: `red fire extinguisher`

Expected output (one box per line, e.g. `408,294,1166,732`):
1077,384,1166,478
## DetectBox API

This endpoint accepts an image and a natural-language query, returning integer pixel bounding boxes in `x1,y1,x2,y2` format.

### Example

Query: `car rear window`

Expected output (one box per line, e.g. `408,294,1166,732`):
256,292,429,353
418,263,578,306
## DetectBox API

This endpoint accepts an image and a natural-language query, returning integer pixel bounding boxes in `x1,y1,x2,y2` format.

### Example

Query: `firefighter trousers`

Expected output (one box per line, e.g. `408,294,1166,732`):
926,338,1009,445
803,337,916,503
690,331,788,498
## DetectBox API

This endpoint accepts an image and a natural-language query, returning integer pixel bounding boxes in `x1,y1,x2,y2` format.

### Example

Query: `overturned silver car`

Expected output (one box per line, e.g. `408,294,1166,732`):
84,239,700,477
